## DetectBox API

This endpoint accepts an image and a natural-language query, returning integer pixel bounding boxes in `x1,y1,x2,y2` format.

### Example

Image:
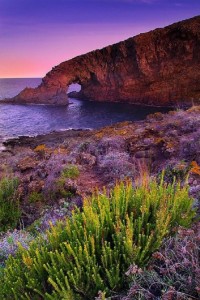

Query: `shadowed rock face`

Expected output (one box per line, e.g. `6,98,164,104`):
5,16,200,106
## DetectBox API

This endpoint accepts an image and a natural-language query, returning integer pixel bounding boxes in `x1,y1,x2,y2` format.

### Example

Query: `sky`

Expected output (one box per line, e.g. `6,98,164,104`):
0,0,200,78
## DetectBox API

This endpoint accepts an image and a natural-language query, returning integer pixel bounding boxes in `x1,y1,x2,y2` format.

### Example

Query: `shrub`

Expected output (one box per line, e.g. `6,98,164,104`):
28,191,44,203
0,176,21,232
160,163,189,183
0,230,34,266
123,225,200,299
55,165,79,198
99,151,135,181
34,144,48,159
0,177,195,299
61,164,80,179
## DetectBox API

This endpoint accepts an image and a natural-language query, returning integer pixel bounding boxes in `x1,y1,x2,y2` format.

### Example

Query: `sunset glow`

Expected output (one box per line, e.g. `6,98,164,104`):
0,0,200,78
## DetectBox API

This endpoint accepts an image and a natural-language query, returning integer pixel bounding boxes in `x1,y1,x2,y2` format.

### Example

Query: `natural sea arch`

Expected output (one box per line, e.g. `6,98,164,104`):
4,16,200,107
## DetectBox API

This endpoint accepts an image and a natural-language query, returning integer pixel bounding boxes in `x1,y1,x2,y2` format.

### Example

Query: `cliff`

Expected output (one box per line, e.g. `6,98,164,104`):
4,16,200,106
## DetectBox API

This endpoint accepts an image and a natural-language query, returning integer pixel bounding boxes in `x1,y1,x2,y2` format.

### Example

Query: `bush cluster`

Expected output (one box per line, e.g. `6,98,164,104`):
0,230,34,267
0,176,21,232
0,177,195,299
56,164,79,198
61,164,80,179
124,226,200,299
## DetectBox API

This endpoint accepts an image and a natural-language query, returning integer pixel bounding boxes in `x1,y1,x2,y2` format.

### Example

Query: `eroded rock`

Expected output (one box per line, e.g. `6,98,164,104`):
3,16,200,106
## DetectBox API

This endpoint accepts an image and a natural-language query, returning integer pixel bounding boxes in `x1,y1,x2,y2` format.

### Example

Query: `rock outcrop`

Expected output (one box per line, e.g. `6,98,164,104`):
4,16,200,106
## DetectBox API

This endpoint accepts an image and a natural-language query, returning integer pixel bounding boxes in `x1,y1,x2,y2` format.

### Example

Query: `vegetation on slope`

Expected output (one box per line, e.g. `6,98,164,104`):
123,225,200,299
0,177,195,299
0,176,20,232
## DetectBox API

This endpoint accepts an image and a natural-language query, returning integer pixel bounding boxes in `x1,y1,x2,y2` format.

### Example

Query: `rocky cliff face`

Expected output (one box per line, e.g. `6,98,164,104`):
5,16,200,106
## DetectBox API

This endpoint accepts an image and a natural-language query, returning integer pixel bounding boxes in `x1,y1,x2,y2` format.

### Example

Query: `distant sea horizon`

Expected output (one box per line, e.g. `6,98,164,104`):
0,77,42,80
0,78,42,100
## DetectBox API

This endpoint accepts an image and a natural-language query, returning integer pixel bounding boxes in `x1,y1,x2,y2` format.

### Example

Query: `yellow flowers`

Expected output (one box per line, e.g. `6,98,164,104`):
34,144,47,153
22,254,33,268
34,144,50,159
190,161,200,175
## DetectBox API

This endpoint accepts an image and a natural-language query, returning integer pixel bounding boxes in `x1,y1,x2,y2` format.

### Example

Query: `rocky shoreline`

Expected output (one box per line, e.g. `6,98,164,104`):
3,129,92,149
1,107,200,226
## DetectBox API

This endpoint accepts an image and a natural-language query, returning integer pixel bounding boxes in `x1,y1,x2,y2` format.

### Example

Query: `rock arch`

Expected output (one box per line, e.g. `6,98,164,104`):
4,16,200,107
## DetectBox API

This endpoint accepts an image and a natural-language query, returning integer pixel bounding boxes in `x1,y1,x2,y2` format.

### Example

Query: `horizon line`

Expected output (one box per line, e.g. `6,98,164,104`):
0,77,43,79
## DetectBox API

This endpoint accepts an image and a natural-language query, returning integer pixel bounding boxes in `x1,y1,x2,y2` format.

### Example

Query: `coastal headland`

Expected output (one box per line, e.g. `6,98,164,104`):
3,16,200,107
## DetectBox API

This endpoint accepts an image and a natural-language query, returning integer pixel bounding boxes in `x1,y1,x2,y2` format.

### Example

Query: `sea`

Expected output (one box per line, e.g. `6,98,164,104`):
0,78,169,146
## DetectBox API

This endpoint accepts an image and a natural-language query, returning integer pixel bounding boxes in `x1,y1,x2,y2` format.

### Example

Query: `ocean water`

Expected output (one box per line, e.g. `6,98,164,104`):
0,78,169,141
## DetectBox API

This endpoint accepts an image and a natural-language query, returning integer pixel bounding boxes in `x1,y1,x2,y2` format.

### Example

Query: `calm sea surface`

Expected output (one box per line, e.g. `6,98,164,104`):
0,78,169,141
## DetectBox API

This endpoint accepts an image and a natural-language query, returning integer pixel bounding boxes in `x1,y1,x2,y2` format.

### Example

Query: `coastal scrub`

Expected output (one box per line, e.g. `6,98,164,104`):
0,176,21,232
0,177,195,299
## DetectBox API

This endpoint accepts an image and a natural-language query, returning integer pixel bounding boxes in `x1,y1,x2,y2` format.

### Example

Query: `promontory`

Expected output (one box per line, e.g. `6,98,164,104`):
3,15,200,106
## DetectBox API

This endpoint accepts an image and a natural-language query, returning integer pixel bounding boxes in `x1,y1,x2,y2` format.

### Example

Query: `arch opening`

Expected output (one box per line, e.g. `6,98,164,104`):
67,83,82,99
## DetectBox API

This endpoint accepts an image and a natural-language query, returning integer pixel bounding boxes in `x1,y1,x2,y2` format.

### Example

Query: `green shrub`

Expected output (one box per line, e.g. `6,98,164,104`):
0,177,195,299
161,163,189,183
28,192,44,203
61,164,79,179
123,226,200,299
56,177,74,198
56,165,79,198
0,176,21,232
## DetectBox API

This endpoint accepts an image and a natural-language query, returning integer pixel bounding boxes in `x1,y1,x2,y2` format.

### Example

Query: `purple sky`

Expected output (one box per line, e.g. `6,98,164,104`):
0,0,200,78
